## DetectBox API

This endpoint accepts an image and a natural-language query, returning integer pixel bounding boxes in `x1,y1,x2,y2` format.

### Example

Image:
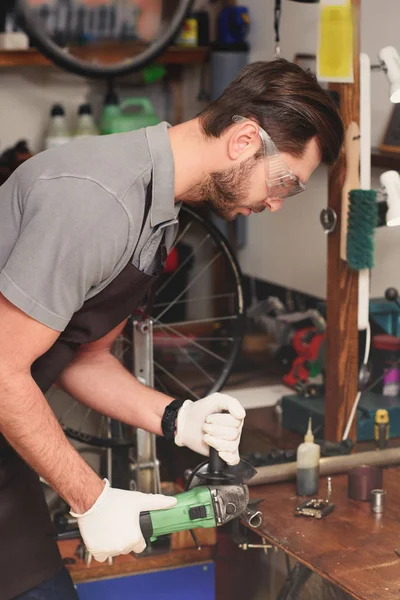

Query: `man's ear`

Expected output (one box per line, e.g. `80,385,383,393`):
227,122,260,161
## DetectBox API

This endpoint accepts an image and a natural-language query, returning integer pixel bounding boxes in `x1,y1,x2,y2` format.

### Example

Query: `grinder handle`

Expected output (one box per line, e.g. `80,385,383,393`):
209,447,226,473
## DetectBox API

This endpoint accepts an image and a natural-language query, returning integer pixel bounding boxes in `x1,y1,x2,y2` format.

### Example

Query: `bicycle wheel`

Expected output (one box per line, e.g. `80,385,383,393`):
15,0,194,79
53,206,245,447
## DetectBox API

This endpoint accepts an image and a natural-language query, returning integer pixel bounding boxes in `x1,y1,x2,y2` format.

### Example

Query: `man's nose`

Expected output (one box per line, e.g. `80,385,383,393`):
266,198,284,212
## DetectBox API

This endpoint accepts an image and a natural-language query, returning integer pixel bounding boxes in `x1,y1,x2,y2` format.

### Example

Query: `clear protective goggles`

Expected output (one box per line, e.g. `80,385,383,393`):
232,115,306,200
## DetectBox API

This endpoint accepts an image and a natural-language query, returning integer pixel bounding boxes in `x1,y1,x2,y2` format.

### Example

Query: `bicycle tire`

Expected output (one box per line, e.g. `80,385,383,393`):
15,0,194,79
59,206,245,447
172,206,245,396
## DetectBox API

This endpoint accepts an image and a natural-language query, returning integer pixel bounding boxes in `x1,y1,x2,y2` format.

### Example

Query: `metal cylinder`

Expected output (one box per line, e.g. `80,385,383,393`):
371,489,387,514
348,465,383,501
248,448,400,487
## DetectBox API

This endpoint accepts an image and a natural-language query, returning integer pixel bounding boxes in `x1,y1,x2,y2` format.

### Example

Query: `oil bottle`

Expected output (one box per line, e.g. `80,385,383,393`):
296,418,320,496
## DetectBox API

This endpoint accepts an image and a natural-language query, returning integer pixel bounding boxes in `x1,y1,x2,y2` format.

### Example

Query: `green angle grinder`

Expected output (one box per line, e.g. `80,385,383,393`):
139,449,262,543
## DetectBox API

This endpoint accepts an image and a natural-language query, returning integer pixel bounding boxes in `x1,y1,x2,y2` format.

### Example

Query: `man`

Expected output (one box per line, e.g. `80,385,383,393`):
0,58,343,599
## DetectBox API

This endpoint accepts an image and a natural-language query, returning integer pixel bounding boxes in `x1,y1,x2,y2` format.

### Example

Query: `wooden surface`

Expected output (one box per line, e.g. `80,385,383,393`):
0,44,209,68
251,469,400,600
372,147,400,170
325,0,361,442
59,538,214,584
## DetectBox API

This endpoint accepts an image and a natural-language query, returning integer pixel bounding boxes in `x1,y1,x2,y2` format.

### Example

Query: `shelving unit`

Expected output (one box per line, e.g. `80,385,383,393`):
372,147,400,171
0,43,209,69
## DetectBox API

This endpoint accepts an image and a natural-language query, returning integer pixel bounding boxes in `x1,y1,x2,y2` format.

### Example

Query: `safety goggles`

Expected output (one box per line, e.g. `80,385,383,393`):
232,115,306,200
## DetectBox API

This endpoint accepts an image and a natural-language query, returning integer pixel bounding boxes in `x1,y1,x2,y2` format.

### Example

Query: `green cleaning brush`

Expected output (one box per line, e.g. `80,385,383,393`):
346,188,378,270
340,122,378,271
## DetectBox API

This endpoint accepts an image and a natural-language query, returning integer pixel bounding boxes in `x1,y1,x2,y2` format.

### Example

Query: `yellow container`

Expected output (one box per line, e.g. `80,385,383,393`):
317,0,354,82
176,18,198,47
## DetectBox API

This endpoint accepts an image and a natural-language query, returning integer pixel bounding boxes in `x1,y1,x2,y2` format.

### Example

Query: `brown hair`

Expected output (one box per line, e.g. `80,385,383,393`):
199,59,344,165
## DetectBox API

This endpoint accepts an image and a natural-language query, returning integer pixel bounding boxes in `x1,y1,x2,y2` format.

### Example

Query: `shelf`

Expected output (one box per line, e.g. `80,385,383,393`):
0,42,209,69
372,147,400,171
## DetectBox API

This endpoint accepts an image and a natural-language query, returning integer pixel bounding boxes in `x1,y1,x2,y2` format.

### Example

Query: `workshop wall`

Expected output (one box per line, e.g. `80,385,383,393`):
240,0,400,300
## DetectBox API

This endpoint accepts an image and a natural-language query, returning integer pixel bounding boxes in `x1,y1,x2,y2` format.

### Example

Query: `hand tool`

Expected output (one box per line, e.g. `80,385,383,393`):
139,448,262,545
374,409,390,450
295,477,335,519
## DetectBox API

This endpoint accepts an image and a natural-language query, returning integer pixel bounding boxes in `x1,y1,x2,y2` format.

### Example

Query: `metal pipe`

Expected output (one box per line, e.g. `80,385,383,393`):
248,448,400,487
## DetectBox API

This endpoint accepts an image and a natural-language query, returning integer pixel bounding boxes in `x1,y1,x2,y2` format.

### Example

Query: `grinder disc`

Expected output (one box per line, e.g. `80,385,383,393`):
186,459,256,490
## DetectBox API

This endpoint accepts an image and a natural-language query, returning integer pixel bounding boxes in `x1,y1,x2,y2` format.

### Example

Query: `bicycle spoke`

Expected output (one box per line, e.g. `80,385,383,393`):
152,316,227,363
154,373,171,395
156,233,211,297
156,252,222,321
153,292,236,310
153,315,238,329
156,323,216,384
170,221,192,252
154,360,201,399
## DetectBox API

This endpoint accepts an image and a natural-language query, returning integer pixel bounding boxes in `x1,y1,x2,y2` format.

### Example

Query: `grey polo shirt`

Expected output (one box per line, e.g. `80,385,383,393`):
0,122,179,331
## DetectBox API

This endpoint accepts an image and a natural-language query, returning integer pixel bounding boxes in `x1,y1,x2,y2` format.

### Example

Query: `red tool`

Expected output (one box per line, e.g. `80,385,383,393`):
282,327,326,390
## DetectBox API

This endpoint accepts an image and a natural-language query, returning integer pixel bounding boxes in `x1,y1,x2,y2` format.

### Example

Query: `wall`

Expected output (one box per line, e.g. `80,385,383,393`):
239,0,400,300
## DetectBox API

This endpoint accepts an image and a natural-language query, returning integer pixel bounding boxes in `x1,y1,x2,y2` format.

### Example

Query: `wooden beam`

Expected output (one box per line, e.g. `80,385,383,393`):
325,0,361,442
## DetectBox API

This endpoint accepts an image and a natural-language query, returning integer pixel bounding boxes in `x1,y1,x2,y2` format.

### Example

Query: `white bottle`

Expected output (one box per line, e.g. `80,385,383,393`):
44,104,71,150
74,103,99,139
296,418,320,496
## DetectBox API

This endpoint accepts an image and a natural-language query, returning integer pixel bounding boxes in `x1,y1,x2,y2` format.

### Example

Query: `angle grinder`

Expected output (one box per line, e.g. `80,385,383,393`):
139,448,262,543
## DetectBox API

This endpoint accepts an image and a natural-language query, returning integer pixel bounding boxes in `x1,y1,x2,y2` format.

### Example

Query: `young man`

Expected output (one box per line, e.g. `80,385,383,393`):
0,58,343,599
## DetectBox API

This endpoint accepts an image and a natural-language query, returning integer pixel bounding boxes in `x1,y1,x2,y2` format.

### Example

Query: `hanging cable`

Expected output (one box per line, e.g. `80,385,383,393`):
274,0,282,57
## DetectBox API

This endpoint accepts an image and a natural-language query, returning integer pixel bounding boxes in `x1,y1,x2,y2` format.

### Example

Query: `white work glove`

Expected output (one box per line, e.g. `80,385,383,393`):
175,392,246,466
70,479,177,562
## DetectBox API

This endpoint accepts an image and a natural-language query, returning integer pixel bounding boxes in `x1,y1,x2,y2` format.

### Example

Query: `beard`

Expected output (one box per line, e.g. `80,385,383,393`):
183,156,265,221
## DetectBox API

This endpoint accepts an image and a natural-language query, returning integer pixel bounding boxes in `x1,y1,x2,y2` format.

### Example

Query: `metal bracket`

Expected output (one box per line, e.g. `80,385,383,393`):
320,207,337,234
239,538,271,553
132,317,161,494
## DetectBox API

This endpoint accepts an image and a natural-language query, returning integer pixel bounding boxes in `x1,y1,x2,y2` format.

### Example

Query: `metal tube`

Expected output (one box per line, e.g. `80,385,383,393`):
248,448,400,487
371,489,387,514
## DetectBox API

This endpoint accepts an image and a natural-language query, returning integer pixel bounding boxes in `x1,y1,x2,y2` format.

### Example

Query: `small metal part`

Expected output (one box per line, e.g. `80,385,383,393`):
190,529,202,551
86,552,92,567
371,489,387,514
241,506,263,529
295,498,335,519
239,537,271,553
326,477,332,503
108,556,113,566
226,502,237,515
320,207,337,233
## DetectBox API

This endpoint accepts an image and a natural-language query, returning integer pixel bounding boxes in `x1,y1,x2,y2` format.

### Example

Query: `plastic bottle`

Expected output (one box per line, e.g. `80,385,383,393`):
44,104,71,150
74,103,99,139
296,418,320,496
99,89,120,135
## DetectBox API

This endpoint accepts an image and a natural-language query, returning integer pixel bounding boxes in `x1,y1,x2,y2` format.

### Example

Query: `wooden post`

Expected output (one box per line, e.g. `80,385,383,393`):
325,0,361,442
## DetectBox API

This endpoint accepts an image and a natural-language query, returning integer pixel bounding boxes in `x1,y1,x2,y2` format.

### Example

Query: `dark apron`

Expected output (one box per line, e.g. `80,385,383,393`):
0,181,166,599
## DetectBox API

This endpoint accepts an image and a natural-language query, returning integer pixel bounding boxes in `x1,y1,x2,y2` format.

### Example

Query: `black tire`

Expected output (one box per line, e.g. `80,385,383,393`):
171,206,245,396
15,0,194,79
60,207,245,447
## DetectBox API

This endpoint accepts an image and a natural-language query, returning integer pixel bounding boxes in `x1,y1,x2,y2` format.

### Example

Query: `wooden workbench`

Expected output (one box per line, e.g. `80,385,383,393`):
251,469,400,600
59,528,216,584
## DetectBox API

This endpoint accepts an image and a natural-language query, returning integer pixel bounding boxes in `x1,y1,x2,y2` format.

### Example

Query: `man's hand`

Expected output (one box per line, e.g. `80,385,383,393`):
174,393,246,466
71,480,177,562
